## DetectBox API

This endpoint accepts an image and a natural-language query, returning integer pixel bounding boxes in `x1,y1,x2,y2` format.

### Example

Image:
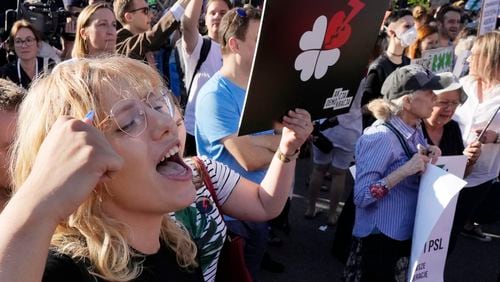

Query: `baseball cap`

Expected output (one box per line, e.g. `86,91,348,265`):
433,72,468,103
381,64,445,101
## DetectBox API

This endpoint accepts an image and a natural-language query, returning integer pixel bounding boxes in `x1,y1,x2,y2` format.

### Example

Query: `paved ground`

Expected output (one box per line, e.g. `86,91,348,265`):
259,158,500,282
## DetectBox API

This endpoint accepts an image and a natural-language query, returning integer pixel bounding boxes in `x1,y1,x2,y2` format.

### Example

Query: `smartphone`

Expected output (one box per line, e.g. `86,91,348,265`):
476,106,500,142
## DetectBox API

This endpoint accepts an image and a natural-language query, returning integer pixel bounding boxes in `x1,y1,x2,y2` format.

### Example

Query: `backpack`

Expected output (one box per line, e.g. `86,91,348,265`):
168,36,212,110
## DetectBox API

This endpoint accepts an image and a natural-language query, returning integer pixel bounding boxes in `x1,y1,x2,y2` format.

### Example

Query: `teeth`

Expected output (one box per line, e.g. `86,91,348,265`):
159,145,179,164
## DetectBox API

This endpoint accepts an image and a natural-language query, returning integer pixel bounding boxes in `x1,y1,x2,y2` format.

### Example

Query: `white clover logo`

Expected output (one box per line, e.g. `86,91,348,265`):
294,16,340,82
294,0,365,82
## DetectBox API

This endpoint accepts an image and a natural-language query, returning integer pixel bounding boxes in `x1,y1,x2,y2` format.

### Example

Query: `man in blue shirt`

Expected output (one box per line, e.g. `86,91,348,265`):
195,6,283,280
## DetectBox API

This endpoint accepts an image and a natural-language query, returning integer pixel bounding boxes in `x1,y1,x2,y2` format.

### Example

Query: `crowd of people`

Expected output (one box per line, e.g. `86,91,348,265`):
0,0,498,281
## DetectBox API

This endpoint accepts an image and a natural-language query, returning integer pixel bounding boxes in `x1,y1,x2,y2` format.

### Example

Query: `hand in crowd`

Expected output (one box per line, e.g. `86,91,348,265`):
463,141,482,163
475,129,498,144
280,109,313,155
417,144,441,164
426,145,441,164
20,116,123,222
401,152,431,176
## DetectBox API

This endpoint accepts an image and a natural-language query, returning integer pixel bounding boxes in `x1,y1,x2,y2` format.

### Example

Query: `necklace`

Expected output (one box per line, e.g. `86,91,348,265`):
17,58,38,85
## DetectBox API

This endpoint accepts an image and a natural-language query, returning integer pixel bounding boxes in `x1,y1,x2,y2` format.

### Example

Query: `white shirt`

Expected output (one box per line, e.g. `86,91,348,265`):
182,34,223,135
454,75,500,187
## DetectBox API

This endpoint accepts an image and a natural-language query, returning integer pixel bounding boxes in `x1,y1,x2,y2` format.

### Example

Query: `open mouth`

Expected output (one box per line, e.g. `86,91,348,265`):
156,145,191,180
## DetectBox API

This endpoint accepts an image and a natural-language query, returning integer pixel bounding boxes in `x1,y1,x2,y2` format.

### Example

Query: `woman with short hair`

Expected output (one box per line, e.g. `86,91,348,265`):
0,20,54,89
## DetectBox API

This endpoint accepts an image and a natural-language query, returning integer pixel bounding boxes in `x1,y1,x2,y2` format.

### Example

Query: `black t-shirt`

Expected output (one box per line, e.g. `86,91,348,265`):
361,53,411,128
42,243,204,282
422,120,465,156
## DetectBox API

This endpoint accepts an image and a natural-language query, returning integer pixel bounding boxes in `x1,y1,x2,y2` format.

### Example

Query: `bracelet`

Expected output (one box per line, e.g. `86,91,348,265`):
275,148,300,163
369,179,389,200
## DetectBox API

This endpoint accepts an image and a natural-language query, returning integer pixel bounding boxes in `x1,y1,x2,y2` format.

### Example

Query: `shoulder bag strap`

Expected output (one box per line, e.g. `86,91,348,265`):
191,156,223,214
382,122,413,159
187,37,212,95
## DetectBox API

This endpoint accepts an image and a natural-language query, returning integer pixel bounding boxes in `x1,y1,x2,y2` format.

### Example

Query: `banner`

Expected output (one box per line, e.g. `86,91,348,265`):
411,46,455,74
408,156,468,282
238,0,389,135
478,0,500,35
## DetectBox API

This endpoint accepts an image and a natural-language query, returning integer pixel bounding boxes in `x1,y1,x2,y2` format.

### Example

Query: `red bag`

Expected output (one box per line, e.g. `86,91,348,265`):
191,157,253,282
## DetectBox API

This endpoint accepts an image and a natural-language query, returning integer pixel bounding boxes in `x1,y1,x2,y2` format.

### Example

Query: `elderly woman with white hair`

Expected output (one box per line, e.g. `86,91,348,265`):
344,64,445,282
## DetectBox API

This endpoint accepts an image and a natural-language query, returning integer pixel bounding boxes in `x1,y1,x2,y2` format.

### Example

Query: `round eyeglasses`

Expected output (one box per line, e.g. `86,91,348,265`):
97,90,175,137
14,37,36,47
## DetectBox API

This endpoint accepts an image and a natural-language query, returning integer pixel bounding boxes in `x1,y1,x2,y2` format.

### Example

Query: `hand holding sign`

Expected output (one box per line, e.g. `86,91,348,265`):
463,141,482,164
403,152,431,175
280,109,313,156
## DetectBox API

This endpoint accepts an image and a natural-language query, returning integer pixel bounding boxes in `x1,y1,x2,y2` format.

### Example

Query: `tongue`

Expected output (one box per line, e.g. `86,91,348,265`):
157,161,187,176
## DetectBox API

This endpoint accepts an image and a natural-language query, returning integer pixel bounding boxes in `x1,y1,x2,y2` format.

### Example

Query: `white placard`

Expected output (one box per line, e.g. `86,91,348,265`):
411,46,455,74
452,50,470,78
408,156,468,282
478,0,500,35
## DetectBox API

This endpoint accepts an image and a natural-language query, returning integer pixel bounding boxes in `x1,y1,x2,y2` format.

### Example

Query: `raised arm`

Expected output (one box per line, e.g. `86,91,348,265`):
181,0,203,55
0,117,123,282
221,109,313,220
116,0,191,59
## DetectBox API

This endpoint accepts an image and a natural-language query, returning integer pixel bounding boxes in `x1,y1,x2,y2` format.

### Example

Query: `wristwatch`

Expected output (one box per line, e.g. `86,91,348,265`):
276,148,300,163
495,131,500,144
370,179,389,200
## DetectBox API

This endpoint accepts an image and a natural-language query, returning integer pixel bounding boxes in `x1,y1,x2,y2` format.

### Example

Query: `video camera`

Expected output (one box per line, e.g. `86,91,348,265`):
5,0,72,49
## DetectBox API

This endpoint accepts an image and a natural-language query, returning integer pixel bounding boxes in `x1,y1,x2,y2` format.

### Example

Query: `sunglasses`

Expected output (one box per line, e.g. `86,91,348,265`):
128,6,150,15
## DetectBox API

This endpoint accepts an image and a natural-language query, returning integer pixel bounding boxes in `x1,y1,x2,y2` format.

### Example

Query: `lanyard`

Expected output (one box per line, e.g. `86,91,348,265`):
17,58,38,86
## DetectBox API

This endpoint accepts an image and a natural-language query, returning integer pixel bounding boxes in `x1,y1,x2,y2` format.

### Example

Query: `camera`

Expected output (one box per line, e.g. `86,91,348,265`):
6,0,72,49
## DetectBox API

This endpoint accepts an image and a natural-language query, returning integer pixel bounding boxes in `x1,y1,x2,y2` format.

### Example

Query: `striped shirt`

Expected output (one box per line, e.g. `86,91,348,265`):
173,157,240,282
353,116,428,241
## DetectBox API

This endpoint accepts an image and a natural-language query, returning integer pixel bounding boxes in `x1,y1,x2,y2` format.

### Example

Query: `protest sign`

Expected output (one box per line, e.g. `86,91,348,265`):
478,0,500,35
411,46,455,74
408,156,468,282
452,50,470,78
238,0,389,135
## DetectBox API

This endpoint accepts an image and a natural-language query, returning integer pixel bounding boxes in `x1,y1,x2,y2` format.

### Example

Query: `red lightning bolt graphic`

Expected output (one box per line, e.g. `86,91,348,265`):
323,0,366,49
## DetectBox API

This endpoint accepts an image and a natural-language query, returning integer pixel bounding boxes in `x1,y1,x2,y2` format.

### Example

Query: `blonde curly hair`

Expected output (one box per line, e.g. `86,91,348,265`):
11,56,198,281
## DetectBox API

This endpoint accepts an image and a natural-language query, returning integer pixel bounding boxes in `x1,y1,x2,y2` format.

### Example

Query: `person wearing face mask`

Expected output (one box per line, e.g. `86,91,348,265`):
407,24,440,59
361,9,417,129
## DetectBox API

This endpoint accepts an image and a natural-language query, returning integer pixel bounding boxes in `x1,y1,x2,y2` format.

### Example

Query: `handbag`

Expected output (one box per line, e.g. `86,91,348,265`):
191,157,253,282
